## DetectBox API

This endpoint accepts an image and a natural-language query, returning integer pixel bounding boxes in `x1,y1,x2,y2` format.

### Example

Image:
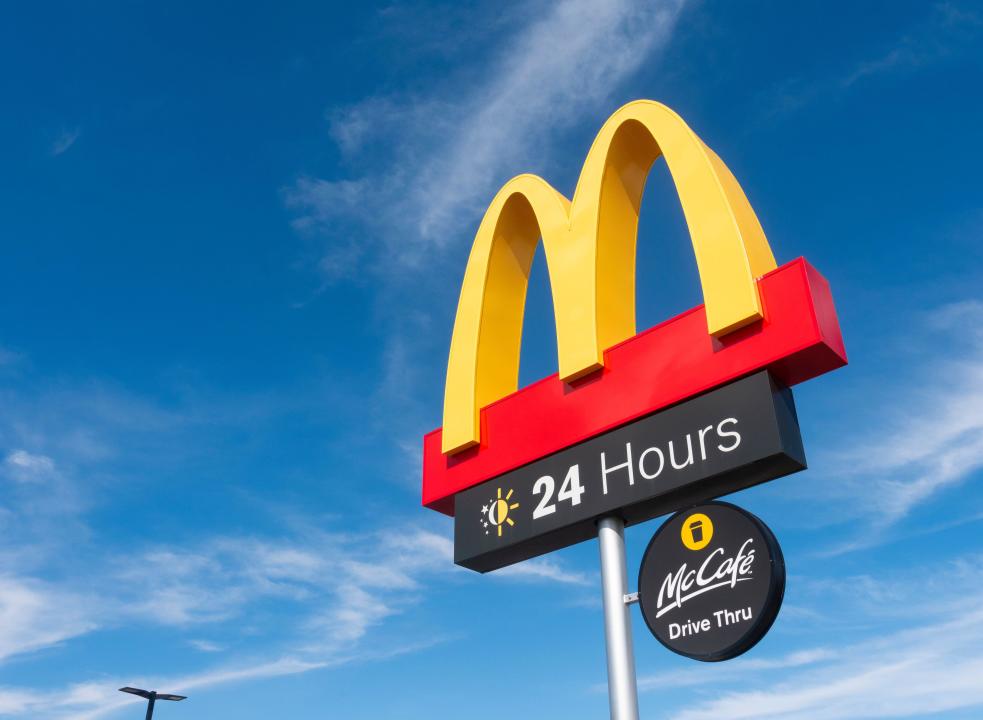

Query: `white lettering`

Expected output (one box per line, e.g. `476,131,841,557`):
713,607,753,627
638,446,665,479
717,417,741,452
668,617,713,639
669,434,694,470
601,442,634,494
655,538,756,618
698,425,714,461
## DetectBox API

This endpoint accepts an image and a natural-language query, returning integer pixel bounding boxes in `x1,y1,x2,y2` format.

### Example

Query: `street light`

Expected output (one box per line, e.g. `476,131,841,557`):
119,687,186,719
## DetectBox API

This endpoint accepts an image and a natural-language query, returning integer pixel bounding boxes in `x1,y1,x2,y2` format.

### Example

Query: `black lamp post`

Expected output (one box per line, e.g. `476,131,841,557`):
119,687,186,719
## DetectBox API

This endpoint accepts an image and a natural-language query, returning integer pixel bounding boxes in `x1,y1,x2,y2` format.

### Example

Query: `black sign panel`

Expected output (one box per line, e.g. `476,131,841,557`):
637,502,785,661
454,371,805,572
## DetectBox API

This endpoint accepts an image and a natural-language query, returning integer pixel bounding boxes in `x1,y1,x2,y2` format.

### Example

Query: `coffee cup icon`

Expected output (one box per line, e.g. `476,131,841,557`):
680,512,713,550
689,519,704,543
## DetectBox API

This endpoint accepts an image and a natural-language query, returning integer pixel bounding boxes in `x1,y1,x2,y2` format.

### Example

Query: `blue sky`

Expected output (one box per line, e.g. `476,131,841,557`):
1,1,982,718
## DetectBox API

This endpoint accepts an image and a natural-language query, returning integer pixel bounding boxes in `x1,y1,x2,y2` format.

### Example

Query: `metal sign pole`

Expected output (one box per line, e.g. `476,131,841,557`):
598,515,640,720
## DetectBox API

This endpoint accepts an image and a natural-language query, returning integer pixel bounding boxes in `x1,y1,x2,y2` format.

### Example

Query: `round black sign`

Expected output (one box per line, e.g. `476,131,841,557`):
637,502,784,662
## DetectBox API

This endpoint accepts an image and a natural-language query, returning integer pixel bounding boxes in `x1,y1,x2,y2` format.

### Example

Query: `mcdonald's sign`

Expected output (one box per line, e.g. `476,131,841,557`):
421,100,846,569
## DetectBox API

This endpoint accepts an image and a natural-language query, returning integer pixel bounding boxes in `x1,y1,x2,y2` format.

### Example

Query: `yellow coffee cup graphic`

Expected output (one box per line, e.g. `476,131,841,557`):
681,512,713,550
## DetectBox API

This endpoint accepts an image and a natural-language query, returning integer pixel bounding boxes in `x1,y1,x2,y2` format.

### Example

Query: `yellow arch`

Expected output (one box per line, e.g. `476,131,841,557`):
442,100,777,454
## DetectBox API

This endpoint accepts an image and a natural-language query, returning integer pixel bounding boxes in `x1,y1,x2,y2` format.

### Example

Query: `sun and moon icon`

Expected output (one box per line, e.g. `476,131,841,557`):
480,488,519,537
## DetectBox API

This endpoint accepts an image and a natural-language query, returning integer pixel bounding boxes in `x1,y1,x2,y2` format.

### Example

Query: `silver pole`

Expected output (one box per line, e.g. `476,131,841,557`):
598,515,640,720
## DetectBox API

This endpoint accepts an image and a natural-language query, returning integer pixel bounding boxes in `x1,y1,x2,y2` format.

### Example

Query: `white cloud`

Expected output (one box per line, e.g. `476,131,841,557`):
0,657,331,720
670,608,983,720
636,648,836,692
815,300,983,552
0,539,362,717
758,3,982,120
0,492,588,668
49,128,80,157
0,640,453,720
796,553,983,627
284,0,692,481
0,372,343,558
286,0,688,276
0,576,96,662
0,518,589,716
0,362,588,718
627,553,983,720
496,556,592,586
2,450,57,484
303,582,395,650
188,639,224,653
0,525,565,696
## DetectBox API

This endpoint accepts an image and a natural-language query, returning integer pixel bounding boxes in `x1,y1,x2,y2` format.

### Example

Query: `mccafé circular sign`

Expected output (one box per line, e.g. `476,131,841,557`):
637,502,784,661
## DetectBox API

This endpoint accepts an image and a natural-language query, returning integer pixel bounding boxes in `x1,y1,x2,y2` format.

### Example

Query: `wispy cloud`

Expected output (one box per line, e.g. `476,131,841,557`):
0,350,592,713
670,608,983,720
2,450,57,484
0,380,194,562
627,553,983,719
0,576,96,662
497,556,592,586
49,128,80,157
0,657,332,719
188,639,224,653
286,0,688,280
0,638,450,720
636,649,836,692
108,527,452,633
284,0,692,466
817,300,983,552
0,362,361,563
759,2,981,120
794,552,983,625
0,521,586,717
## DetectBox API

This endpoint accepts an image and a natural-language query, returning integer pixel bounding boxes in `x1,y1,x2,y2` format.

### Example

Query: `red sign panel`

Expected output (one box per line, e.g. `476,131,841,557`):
423,258,845,515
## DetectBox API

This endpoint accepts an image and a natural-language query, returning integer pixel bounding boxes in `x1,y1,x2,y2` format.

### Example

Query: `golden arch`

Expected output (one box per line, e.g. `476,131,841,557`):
442,100,777,454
